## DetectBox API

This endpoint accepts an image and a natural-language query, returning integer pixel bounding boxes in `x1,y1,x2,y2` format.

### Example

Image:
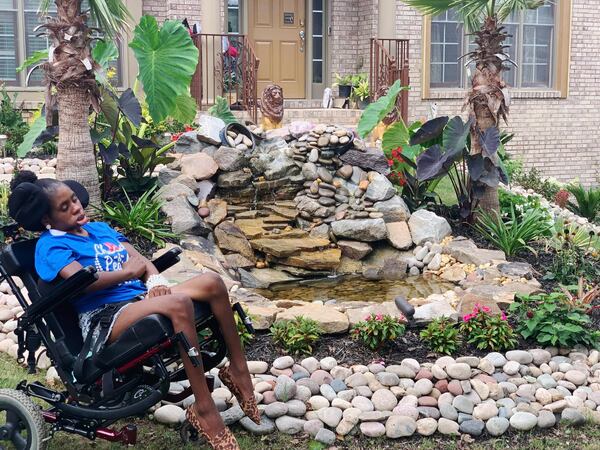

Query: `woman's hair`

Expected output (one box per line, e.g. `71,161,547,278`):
8,170,90,232
10,170,61,197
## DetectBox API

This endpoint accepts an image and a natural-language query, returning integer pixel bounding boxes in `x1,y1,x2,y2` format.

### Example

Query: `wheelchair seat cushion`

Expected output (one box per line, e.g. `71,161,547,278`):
79,302,214,384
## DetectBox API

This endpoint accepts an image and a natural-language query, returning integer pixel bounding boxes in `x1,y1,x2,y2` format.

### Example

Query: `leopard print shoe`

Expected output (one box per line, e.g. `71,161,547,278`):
219,365,261,424
185,405,240,450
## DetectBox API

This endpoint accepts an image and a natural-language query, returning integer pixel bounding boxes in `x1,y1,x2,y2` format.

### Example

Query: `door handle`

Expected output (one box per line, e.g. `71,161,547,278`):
299,30,305,53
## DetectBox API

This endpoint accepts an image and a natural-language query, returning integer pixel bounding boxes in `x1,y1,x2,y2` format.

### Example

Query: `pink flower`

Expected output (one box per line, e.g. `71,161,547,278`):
482,306,491,313
376,314,384,321
364,315,371,321
501,311,507,321
463,314,472,322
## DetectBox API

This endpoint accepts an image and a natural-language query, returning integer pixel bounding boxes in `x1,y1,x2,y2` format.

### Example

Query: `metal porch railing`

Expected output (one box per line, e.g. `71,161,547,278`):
370,38,410,123
191,34,260,124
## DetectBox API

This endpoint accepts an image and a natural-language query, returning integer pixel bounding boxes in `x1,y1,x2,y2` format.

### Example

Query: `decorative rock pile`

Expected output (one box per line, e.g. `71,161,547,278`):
0,157,56,181
507,185,600,236
152,349,600,443
224,129,254,151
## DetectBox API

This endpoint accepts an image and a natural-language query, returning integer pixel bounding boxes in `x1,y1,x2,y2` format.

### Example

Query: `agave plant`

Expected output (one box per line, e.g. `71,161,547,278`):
402,0,548,213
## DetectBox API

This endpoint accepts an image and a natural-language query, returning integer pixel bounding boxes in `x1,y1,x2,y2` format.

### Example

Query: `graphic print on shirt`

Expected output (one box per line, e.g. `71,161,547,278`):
93,242,127,273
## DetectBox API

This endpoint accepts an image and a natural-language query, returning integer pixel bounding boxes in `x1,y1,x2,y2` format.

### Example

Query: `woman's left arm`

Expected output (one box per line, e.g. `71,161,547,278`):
122,242,158,281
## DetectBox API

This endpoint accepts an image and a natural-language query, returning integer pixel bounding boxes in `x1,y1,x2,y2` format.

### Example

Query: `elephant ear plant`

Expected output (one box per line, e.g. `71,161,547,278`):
413,116,508,220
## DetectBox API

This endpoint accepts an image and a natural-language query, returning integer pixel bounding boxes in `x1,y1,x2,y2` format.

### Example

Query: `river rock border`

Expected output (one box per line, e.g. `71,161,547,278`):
151,349,600,443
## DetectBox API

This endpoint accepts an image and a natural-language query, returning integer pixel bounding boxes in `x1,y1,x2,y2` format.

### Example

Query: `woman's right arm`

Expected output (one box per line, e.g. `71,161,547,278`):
58,254,147,292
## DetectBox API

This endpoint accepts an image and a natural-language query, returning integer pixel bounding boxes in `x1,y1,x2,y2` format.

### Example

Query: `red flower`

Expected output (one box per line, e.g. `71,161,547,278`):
184,125,194,132
527,310,534,318
171,132,183,142
387,159,394,167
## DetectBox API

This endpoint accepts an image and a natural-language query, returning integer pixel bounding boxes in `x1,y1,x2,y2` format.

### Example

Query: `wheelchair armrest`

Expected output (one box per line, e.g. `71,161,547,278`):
151,247,182,273
21,266,98,327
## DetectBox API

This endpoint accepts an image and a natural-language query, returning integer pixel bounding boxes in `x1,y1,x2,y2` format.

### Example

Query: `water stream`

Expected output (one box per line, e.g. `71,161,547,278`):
255,275,454,304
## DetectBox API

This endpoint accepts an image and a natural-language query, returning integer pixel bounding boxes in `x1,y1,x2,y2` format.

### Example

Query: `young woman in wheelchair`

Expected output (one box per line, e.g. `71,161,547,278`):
8,171,258,450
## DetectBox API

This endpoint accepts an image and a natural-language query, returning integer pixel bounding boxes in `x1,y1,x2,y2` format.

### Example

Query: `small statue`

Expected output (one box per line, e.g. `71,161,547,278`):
260,84,284,130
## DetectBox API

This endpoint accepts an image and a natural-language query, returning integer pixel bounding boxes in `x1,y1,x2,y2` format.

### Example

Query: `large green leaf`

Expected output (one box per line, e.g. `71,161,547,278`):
208,97,238,125
92,41,119,70
382,119,410,153
129,16,199,122
17,113,46,157
357,80,405,138
171,94,198,124
16,50,46,73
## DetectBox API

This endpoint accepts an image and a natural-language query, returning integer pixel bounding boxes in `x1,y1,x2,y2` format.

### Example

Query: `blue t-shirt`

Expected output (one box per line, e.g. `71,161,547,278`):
35,222,146,314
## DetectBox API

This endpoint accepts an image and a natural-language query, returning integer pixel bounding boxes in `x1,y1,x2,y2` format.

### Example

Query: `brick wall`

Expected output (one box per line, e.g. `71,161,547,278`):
394,2,600,187
142,0,202,25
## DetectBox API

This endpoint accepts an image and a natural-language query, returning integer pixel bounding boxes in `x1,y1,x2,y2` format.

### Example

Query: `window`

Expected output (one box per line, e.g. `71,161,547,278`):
227,0,240,34
1,0,123,87
426,1,570,95
312,0,324,84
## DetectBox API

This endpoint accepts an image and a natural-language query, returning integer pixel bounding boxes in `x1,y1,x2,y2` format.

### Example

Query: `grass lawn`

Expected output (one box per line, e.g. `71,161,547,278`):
434,176,457,207
1,354,600,449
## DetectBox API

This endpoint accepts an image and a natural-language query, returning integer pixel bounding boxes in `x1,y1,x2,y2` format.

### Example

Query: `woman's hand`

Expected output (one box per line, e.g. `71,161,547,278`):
148,285,172,298
122,254,147,280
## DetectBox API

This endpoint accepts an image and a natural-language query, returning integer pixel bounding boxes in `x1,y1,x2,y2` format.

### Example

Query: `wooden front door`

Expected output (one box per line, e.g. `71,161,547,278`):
249,0,306,99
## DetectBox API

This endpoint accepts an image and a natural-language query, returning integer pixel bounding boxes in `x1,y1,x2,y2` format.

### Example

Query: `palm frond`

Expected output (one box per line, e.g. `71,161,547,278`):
37,0,52,15
402,0,455,16
88,0,132,38
497,0,548,21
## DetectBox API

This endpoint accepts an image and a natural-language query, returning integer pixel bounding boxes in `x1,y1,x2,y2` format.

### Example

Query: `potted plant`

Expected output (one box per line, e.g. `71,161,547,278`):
333,73,354,98
352,79,371,109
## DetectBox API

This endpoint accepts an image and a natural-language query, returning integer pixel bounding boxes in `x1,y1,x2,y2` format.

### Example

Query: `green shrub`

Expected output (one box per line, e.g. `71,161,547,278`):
98,186,177,247
235,308,254,349
566,184,600,223
544,221,600,285
498,189,550,222
459,304,517,351
0,86,29,157
420,318,460,355
509,292,600,348
351,314,406,351
512,168,561,202
270,317,323,355
473,205,552,256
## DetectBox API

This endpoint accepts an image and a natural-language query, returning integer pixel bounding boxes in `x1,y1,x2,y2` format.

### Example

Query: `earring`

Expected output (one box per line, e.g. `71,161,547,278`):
45,224,51,230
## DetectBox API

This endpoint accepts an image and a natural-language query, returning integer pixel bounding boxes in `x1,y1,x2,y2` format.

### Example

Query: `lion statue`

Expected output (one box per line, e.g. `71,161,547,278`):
259,84,284,130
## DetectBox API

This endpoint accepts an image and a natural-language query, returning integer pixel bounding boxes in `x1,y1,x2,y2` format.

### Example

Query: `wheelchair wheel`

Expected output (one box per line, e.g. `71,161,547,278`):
0,389,48,450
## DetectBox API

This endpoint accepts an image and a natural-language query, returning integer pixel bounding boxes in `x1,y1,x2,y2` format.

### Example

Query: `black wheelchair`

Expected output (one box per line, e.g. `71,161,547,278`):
0,231,254,448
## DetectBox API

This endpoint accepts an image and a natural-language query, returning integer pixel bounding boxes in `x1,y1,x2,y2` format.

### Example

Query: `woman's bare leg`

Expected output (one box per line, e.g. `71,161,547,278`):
108,293,226,435
170,273,253,399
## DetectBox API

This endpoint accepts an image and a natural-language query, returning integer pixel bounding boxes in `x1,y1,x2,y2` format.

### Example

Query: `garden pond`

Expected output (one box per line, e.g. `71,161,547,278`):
255,275,454,304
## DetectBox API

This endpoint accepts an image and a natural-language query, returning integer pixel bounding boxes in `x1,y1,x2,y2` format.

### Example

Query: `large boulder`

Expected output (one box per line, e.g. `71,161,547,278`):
181,153,219,181
444,237,506,266
214,221,256,261
386,222,413,250
161,197,210,236
331,219,387,242
196,115,225,145
275,304,350,334
213,146,248,172
408,210,452,245
340,147,390,175
365,173,396,202
373,196,411,222
174,131,204,154
217,170,253,188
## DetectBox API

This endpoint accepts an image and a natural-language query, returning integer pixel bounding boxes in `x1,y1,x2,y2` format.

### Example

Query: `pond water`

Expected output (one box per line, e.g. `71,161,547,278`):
255,275,455,304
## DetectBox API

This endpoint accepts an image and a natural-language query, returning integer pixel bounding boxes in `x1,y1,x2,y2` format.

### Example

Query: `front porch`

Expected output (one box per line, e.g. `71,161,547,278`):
190,34,410,127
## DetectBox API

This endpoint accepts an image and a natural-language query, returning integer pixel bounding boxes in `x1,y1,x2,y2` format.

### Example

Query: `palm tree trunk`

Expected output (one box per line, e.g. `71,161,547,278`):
41,0,101,207
468,16,507,214
56,86,101,206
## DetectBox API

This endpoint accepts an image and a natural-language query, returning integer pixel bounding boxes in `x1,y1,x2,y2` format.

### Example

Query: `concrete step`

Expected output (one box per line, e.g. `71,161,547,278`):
233,108,362,128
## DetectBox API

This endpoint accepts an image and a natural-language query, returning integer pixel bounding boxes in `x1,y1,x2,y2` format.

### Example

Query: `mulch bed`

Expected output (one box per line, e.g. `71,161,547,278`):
244,329,540,367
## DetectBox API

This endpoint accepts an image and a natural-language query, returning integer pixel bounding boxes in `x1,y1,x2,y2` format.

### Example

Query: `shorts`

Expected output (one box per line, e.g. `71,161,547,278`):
78,294,146,354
